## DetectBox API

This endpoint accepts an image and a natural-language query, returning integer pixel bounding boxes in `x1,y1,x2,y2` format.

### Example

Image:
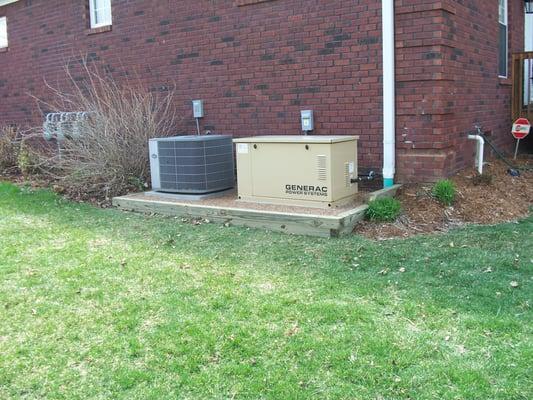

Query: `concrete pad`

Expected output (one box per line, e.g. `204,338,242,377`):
144,189,235,201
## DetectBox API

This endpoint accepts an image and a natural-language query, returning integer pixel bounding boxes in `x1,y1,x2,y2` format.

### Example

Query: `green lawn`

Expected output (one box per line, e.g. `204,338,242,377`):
0,182,531,400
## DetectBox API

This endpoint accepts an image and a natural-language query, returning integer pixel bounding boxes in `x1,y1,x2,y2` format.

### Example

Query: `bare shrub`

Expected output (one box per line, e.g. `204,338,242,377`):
17,132,49,177
32,58,179,201
0,126,20,173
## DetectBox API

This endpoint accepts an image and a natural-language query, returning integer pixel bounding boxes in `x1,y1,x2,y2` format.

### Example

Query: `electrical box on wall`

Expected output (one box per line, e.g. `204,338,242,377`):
192,100,204,118
234,135,359,208
301,110,314,132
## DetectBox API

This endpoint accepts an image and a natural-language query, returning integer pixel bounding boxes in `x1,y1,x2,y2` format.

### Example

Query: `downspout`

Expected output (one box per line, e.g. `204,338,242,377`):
382,0,396,188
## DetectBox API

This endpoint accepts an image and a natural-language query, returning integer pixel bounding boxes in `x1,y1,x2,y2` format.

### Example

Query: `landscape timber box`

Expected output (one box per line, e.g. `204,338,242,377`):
112,185,401,238
233,136,359,209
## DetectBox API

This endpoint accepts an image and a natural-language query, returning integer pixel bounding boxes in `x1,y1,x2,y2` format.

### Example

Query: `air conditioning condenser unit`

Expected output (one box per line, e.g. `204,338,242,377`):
149,135,234,194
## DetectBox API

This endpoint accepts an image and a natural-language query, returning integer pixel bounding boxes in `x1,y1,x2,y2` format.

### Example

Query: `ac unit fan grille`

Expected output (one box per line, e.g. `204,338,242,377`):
153,135,234,194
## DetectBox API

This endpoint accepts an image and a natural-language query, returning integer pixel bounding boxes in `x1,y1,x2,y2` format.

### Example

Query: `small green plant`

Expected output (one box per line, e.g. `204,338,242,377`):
365,197,402,222
433,179,456,205
127,176,147,191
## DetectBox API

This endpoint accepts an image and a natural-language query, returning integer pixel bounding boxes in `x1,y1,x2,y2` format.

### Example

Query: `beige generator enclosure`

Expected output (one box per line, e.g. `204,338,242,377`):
234,136,359,208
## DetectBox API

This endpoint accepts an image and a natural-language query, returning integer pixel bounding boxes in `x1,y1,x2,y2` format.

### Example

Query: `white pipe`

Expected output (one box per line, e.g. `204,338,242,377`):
196,117,201,136
382,0,396,188
467,135,484,174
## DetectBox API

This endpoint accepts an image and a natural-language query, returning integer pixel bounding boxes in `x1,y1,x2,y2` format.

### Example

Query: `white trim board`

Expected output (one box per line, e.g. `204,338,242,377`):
526,14,533,52
0,0,19,7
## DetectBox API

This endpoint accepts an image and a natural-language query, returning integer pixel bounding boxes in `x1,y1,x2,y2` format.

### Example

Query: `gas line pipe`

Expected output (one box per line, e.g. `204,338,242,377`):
467,127,485,174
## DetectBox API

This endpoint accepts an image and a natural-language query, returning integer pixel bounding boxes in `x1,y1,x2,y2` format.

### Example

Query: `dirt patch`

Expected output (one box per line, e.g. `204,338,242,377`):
356,158,533,240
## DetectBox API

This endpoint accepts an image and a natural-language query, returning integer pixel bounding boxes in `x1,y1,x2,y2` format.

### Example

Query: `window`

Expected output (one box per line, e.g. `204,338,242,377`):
498,0,508,77
526,13,533,51
525,14,533,105
89,0,112,29
0,17,7,49
525,59,533,105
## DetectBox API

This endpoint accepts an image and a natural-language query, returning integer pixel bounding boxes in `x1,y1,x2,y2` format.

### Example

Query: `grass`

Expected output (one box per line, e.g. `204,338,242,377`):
432,179,456,206
365,197,402,222
0,182,531,400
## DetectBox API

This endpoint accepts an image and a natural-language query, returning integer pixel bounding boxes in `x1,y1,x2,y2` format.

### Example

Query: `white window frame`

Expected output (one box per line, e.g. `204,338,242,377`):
0,16,7,49
89,0,112,29
526,13,533,52
498,0,508,78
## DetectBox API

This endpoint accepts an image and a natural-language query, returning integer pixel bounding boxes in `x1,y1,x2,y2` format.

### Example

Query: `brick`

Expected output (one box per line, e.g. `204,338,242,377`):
0,0,524,182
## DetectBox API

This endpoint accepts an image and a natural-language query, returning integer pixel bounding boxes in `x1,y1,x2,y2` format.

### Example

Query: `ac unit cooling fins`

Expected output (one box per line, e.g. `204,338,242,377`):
149,135,235,194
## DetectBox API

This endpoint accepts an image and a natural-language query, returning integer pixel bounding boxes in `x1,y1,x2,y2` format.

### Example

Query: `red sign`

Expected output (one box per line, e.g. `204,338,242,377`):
512,118,531,140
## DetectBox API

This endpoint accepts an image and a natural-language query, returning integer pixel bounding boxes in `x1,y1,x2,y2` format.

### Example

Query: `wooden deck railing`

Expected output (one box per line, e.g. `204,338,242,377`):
512,52,533,121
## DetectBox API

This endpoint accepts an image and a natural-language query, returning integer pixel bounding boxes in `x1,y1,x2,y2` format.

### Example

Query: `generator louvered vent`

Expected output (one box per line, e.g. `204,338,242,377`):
149,135,235,194
344,162,350,188
317,155,327,181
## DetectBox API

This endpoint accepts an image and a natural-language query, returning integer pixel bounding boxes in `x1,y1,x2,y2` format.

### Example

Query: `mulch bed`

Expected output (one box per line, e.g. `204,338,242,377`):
355,157,533,239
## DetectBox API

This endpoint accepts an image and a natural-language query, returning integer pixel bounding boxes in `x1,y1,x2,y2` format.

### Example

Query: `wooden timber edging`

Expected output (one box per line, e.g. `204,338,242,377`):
112,184,401,238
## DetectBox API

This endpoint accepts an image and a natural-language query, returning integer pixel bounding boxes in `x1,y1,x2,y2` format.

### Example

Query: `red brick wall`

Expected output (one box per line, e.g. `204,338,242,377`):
395,0,525,181
443,0,525,176
0,0,525,181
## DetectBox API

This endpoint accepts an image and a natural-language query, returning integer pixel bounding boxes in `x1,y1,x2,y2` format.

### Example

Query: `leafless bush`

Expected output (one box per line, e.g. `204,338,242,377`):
32,59,179,201
0,125,19,173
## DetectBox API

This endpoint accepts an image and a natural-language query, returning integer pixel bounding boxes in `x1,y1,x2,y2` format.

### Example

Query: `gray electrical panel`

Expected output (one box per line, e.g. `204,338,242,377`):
192,100,204,118
149,135,234,194
301,110,314,132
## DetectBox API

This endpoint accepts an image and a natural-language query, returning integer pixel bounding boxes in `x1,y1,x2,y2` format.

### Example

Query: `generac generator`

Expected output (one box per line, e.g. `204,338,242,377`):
233,136,359,208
